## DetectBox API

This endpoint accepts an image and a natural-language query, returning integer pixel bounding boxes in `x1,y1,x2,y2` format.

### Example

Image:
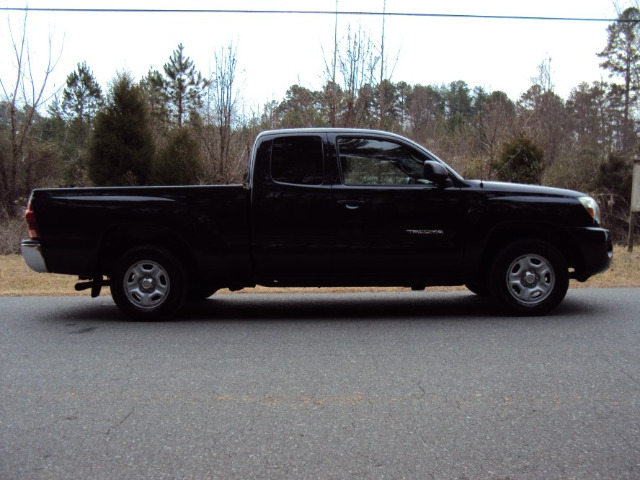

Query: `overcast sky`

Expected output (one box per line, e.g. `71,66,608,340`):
1,0,625,111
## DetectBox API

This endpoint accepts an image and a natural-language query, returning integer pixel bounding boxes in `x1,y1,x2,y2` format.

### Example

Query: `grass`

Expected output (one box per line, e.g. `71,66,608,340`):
1,245,638,296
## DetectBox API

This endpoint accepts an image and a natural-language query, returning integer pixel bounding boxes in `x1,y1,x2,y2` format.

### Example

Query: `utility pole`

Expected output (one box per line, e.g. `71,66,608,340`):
629,157,640,252
378,0,387,129
380,0,386,85
331,0,338,127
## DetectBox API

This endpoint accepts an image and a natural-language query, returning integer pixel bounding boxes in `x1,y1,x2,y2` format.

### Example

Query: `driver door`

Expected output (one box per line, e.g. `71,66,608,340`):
330,134,465,279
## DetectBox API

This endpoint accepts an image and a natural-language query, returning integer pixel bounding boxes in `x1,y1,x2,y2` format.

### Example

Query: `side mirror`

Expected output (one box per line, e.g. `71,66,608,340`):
423,161,450,188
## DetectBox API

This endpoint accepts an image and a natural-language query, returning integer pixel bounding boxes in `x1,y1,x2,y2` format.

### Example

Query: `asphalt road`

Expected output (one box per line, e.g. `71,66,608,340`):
1,288,639,479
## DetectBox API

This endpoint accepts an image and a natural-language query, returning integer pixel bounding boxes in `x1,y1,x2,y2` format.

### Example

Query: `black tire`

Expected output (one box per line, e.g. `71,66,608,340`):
110,246,188,321
490,240,569,316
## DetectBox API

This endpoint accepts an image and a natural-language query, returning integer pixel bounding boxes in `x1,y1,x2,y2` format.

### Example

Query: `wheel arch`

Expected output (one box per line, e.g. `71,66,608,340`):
96,223,199,281
475,222,578,279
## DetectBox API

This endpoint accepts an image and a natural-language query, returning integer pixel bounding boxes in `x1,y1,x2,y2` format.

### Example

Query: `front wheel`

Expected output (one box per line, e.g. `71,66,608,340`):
490,240,569,316
110,247,188,320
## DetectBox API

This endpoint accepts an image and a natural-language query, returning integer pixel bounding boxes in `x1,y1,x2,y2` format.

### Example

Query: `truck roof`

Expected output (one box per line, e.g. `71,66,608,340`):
256,127,406,139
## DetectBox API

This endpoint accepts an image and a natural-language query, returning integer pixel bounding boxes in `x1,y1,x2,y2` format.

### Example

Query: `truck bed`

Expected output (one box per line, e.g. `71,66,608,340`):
28,185,252,282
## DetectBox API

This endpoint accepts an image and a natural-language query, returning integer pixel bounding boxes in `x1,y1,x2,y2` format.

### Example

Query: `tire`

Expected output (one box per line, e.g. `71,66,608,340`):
110,246,188,321
490,240,569,316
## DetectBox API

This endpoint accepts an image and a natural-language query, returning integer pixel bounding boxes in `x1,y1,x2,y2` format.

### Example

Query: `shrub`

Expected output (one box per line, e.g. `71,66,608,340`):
494,135,545,184
0,216,26,255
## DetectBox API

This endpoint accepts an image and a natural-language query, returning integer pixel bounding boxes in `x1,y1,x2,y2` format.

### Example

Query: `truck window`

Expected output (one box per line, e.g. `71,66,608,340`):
271,136,324,185
338,137,429,186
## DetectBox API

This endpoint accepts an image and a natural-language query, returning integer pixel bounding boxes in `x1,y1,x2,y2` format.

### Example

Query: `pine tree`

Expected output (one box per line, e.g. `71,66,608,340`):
163,44,207,127
141,68,171,137
61,61,103,147
598,7,640,152
88,73,154,186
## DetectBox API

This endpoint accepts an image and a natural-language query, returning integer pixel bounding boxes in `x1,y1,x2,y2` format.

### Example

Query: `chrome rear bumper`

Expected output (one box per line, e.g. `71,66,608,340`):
20,239,49,273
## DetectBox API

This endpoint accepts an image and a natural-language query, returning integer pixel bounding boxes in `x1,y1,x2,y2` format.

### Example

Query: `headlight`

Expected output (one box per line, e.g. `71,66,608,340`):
579,196,601,225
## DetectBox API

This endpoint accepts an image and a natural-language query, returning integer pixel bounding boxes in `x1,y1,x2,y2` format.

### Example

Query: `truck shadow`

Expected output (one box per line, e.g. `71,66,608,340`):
178,291,597,322
181,291,498,321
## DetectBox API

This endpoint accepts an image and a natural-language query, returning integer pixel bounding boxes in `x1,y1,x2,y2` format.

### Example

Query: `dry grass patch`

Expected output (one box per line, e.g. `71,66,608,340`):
571,245,640,288
1,245,638,296
0,254,96,296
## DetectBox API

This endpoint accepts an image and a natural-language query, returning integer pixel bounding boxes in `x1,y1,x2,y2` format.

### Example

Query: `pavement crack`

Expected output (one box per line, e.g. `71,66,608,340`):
616,431,636,451
621,369,640,387
599,355,640,387
105,407,135,435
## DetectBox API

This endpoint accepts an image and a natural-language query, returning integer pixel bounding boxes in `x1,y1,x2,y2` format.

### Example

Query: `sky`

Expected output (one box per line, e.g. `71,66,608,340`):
0,0,627,112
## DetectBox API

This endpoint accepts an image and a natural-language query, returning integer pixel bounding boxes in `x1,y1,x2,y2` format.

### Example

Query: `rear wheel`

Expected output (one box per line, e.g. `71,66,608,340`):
490,240,569,316
110,247,188,320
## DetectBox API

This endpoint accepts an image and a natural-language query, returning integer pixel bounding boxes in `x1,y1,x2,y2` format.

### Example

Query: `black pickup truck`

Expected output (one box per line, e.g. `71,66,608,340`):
21,128,612,319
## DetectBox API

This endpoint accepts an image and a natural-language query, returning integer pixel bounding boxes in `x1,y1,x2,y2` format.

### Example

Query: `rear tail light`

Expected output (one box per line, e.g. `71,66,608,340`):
25,204,40,239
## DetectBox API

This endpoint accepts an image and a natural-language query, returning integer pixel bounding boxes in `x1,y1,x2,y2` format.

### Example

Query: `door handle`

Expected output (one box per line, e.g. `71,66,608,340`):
337,200,366,210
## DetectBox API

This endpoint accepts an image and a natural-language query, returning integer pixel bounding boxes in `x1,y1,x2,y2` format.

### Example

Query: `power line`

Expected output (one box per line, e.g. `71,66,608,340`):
1,7,630,23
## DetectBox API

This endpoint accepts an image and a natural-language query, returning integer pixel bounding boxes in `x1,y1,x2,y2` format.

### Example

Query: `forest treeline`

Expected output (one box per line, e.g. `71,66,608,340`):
1,8,639,253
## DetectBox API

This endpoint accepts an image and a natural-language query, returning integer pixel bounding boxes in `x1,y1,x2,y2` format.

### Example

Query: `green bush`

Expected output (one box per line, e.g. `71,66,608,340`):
494,135,545,184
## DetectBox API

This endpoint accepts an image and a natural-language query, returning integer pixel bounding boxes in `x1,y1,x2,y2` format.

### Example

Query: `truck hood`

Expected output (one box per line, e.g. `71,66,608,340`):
464,180,585,199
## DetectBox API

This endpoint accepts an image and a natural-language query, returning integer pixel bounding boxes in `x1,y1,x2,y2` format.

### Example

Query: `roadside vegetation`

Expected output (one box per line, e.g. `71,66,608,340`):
1,245,638,296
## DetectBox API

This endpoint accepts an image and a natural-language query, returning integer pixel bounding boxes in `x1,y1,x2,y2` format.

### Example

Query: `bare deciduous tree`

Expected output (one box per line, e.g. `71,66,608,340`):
473,91,516,180
204,42,244,183
0,11,61,218
337,26,379,127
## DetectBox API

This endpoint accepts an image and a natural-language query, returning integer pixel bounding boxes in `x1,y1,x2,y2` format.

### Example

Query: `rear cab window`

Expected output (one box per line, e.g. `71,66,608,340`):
271,136,324,185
